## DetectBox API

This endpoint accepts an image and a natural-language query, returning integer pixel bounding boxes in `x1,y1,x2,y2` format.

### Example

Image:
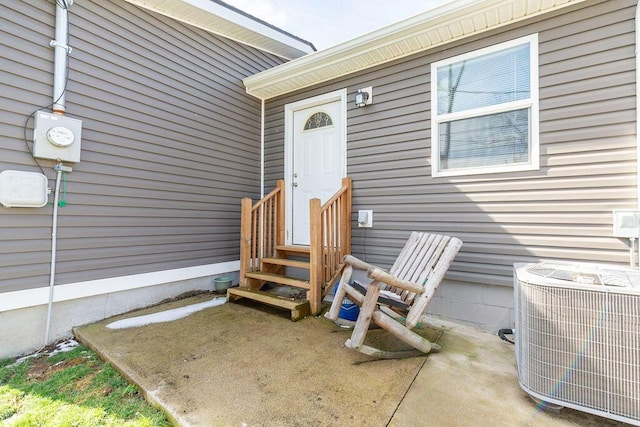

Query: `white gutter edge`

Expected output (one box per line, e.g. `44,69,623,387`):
243,0,586,99
124,0,313,60
179,0,313,55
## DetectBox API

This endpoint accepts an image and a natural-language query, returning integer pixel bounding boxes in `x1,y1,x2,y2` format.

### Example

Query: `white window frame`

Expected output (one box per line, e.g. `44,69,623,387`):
430,34,539,177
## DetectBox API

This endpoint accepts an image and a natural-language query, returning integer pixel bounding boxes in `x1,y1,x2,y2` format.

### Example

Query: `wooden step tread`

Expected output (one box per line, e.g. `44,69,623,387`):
275,245,310,254
262,257,310,269
245,272,310,289
227,287,310,321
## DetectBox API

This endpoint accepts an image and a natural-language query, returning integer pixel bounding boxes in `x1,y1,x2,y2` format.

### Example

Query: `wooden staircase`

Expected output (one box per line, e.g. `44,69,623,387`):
227,178,352,320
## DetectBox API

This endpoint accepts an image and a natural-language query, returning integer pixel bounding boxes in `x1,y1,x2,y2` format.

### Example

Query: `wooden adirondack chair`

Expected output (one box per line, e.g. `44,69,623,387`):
325,232,463,359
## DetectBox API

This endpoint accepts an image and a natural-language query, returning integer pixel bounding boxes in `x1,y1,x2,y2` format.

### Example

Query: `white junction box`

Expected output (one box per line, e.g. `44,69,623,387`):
0,170,48,208
33,111,82,163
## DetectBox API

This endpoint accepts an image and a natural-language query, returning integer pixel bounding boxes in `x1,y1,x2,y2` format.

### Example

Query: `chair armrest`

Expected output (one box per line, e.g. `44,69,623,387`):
367,267,425,294
343,254,379,272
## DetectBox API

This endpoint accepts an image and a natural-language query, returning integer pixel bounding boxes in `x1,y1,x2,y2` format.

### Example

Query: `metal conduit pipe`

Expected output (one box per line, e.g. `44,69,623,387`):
45,164,63,345
52,0,71,114
45,0,72,345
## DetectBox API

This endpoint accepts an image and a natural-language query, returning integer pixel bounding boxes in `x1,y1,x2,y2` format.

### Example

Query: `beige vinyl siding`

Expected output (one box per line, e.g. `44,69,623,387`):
265,0,638,287
0,0,286,293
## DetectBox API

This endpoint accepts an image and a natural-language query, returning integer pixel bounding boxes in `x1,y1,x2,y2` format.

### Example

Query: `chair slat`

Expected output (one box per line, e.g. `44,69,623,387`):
405,236,450,304
405,234,441,283
396,233,434,281
387,233,450,303
388,232,419,275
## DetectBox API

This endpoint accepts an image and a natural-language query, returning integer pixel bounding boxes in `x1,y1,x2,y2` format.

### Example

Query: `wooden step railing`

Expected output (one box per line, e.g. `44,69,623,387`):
238,177,352,316
309,177,352,315
239,180,285,289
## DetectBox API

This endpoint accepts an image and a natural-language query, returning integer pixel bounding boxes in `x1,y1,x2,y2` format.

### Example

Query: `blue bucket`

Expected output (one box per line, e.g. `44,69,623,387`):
334,283,360,321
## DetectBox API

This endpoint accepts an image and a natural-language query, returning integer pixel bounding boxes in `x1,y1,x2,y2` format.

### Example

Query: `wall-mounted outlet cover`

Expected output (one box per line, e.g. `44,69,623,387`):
358,210,373,228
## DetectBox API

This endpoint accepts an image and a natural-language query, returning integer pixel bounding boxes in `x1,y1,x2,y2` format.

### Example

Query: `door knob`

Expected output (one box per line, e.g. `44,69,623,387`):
292,182,298,187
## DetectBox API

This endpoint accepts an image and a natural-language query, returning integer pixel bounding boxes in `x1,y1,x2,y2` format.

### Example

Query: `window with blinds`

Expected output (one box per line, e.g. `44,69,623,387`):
431,34,539,177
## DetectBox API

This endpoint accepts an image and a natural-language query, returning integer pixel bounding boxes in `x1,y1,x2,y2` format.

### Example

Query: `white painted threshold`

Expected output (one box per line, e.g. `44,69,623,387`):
0,260,239,312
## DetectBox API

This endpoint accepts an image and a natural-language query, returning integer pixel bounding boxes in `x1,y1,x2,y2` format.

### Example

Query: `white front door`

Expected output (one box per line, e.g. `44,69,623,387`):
286,90,346,245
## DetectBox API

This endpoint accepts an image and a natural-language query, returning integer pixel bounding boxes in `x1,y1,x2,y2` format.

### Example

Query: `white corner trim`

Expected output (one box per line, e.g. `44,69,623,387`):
0,261,239,312
636,0,640,208
261,98,265,198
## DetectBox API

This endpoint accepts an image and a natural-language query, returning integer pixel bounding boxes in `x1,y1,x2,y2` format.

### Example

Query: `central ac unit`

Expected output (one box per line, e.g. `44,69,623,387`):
514,262,640,426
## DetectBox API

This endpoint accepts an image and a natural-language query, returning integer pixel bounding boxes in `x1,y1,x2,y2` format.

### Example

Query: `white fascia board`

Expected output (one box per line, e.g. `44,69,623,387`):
244,0,586,99
125,0,314,59
0,261,239,312
180,0,313,54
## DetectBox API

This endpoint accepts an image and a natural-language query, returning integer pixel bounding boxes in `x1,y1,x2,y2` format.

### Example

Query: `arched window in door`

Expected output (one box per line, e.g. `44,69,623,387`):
303,111,333,131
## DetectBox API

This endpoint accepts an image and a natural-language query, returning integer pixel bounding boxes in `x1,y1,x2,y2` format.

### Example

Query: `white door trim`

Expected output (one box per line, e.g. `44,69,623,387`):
284,88,347,245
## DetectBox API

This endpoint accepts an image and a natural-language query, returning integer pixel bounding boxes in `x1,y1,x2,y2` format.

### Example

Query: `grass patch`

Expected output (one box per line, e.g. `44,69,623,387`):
0,345,170,426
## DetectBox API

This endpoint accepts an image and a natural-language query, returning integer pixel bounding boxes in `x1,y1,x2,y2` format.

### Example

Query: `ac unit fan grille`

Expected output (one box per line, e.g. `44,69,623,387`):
517,282,640,424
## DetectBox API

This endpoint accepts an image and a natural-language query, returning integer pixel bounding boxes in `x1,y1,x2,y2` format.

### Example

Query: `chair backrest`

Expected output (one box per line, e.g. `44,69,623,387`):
385,232,463,328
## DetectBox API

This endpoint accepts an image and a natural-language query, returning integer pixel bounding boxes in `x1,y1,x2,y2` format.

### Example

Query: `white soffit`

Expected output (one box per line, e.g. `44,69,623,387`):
124,0,315,60
243,0,587,100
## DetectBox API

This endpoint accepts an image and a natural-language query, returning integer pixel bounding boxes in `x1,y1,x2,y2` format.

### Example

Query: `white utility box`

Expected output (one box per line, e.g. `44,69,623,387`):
0,170,48,208
613,210,640,238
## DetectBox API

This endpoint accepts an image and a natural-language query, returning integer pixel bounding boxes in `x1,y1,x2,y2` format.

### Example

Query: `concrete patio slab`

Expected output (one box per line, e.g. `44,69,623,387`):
74,293,627,426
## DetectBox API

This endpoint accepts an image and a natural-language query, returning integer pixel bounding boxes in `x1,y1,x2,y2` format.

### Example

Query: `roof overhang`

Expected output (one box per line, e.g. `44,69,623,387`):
243,0,587,100
123,0,315,60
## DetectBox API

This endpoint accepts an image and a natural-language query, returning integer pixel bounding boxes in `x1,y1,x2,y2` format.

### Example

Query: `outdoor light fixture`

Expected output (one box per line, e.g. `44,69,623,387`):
355,90,368,107
354,87,373,107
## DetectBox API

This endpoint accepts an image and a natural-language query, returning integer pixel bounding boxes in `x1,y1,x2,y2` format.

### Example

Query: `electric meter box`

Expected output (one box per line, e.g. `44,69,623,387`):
33,111,82,163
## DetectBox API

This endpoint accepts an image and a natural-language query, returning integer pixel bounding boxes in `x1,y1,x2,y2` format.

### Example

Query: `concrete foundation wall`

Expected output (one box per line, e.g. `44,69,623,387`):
429,280,514,332
0,271,238,359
